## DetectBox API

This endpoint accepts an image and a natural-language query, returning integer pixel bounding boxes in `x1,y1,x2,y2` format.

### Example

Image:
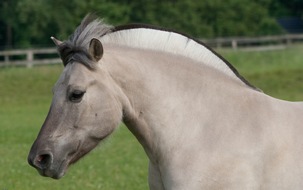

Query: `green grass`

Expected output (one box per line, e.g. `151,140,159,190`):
0,65,149,189
0,45,303,189
220,45,303,101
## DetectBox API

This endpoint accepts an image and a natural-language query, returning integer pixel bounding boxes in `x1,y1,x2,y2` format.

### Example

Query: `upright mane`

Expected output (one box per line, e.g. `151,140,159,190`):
57,15,258,90
56,15,113,68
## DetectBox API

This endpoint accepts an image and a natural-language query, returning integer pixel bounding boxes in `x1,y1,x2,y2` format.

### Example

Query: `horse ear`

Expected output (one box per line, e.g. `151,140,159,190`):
89,38,103,62
50,36,63,46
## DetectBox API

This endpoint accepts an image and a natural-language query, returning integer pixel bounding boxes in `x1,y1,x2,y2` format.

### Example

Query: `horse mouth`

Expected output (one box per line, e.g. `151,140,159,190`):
30,137,103,179
53,142,83,179
37,159,69,179
31,141,82,179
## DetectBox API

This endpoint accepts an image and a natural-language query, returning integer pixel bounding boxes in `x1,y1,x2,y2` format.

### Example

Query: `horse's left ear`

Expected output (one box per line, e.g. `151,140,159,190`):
50,36,63,46
89,38,103,62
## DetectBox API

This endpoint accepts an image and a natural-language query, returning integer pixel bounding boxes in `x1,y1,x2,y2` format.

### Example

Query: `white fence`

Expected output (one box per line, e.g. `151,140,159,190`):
201,33,303,49
0,48,61,67
1,33,303,67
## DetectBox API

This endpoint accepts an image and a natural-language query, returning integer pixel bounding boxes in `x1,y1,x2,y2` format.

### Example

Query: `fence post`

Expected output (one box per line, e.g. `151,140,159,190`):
285,35,292,46
232,40,238,50
4,54,9,66
26,50,33,68
216,38,222,48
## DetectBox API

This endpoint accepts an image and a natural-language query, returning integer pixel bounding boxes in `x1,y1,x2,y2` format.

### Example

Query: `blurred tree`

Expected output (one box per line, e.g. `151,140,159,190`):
126,0,282,38
86,0,131,24
16,0,91,47
0,0,292,49
197,0,283,37
0,0,18,49
269,0,303,17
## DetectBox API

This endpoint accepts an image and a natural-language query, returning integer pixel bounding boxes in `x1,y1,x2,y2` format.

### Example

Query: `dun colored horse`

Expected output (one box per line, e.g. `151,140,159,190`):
28,15,303,189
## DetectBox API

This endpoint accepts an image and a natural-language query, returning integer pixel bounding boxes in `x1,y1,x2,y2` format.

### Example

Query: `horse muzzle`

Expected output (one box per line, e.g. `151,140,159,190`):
27,136,74,179
28,149,68,179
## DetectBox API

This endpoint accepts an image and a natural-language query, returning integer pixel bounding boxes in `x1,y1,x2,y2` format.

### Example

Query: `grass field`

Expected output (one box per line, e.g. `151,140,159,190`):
0,45,303,190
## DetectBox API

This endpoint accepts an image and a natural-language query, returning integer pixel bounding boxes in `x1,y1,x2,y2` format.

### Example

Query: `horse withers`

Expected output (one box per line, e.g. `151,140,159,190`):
28,15,303,189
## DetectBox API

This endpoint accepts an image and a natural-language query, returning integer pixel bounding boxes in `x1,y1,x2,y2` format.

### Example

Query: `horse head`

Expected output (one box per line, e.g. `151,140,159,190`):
28,37,123,179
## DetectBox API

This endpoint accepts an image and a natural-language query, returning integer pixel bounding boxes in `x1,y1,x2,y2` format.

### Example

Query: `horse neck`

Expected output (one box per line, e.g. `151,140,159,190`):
102,44,249,162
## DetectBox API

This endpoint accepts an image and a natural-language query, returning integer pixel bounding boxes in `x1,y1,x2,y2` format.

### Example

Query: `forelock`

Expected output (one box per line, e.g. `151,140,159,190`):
57,14,113,69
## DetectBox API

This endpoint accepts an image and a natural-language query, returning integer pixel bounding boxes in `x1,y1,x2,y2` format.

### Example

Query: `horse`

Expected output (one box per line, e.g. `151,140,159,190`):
28,15,303,190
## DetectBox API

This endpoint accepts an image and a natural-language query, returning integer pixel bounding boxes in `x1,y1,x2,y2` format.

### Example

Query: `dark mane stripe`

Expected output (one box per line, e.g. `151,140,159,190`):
113,24,258,91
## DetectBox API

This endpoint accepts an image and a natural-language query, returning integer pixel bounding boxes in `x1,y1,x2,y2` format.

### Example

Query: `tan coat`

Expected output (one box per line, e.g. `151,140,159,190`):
28,15,303,190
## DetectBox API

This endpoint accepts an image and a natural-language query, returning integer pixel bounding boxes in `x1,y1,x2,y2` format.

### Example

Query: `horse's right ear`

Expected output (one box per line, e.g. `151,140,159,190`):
89,38,103,62
51,36,63,46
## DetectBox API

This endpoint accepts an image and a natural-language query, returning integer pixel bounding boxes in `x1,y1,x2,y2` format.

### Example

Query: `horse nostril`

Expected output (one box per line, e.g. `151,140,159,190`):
34,153,53,170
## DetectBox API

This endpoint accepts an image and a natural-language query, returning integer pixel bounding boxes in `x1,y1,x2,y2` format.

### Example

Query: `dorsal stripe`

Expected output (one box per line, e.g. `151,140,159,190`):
100,23,257,90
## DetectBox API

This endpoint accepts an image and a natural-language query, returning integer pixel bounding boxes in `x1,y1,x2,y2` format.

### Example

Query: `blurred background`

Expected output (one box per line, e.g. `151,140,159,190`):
1,0,303,49
1,1,303,190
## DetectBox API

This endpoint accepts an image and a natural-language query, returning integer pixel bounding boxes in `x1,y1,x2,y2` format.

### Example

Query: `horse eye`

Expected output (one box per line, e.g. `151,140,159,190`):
69,90,85,102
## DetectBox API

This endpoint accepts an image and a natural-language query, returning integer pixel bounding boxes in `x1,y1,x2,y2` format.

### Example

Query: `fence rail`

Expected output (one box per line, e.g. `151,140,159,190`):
202,33,303,49
1,33,303,67
0,48,60,67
